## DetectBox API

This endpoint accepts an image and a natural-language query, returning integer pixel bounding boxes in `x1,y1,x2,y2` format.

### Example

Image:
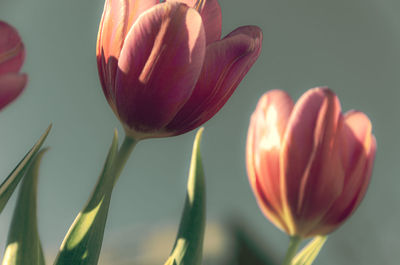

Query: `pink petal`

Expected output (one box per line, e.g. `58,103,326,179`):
247,91,295,235
0,21,25,75
253,174,291,233
97,0,158,61
165,25,262,134
0,73,26,110
313,136,376,236
167,0,222,44
96,0,158,106
281,87,344,235
250,90,294,214
350,135,376,212
340,111,373,173
115,2,206,133
313,112,375,234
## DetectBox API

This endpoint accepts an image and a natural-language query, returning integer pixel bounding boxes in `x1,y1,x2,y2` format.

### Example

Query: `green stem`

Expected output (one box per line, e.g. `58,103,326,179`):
112,135,137,187
282,236,302,265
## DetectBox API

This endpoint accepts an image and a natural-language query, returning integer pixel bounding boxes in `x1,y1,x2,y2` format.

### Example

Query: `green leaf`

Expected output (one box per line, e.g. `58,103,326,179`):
53,130,119,265
164,257,177,265
2,148,48,265
0,125,51,214
291,236,327,265
164,128,206,265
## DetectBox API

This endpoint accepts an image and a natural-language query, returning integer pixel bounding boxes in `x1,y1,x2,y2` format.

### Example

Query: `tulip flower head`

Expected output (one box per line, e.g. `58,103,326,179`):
0,21,26,110
97,0,262,140
247,88,376,238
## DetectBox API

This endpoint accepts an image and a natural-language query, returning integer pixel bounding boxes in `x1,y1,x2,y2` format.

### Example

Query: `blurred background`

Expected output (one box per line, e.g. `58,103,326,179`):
0,0,398,264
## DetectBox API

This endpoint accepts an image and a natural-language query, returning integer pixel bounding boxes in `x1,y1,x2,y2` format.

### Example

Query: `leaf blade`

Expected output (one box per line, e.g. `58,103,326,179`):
0,125,51,213
291,236,327,265
53,130,119,265
165,128,206,265
2,148,48,265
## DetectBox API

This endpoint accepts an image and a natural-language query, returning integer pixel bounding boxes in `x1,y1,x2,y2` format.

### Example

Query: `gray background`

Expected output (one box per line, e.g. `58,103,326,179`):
0,0,398,264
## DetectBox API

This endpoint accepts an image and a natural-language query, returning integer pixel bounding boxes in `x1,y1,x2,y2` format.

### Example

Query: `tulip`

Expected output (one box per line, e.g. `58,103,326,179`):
0,21,26,110
97,0,262,140
246,87,376,238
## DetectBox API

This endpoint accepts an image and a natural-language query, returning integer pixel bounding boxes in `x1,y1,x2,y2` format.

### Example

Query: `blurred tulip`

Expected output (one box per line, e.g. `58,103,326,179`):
246,87,376,237
97,0,262,140
0,21,26,110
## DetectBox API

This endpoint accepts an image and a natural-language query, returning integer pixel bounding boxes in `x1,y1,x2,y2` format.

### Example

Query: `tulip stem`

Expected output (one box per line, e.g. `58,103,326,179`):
282,236,302,265
112,135,137,187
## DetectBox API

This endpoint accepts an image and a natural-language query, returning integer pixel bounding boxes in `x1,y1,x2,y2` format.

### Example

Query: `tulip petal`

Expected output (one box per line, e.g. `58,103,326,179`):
351,135,376,212
0,73,26,110
115,2,206,134
96,0,158,106
251,91,294,213
313,112,375,235
281,88,344,235
0,21,25,75
166,26,262,134
248,135,285,232
167,0,222,44
252,176,290,233
340,111,373,173
247,90,294,234
97,0,159,61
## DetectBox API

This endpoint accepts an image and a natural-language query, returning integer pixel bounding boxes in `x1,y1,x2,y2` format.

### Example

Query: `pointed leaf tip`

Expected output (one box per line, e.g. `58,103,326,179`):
0,125,51,214
194,127,204,145
165,128,206,265
187,127,204,203
54,131,119,265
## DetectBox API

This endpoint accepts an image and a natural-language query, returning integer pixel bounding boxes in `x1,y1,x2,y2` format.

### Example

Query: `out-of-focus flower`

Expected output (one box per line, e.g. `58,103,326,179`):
97,0,262,140
0,21,26,110
246,87,376,237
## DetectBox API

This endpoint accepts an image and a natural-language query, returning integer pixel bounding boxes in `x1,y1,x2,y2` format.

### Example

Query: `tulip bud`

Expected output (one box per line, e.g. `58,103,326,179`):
0,21,27,110
96,0,262,140
246,87,376,237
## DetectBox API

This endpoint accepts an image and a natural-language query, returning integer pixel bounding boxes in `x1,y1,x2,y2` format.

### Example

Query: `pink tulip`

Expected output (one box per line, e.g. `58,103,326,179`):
0,21,26,110
97,0,262,140
247,87,376,237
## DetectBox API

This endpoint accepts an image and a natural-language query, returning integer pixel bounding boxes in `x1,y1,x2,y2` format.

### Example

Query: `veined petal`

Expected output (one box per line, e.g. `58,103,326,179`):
281,87,344,235
115,2,206,134
247,90,294,234
312,112,375,235
167,0,222,44
96,0,158,104
340,111,373,173
253,175,291,233
253,91,293,213
0,73,26,110
97,0,158,61
247,117,284,230
0,21,25,75
313,136,376,236
350,135,376,215
166,25,262,134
